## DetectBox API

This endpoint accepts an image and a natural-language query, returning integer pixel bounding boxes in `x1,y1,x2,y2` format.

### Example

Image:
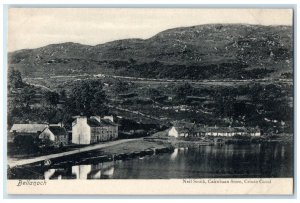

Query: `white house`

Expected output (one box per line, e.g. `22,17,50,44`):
168,126,190,138
72,115,118,145
72,116,91,144
168,126,179,138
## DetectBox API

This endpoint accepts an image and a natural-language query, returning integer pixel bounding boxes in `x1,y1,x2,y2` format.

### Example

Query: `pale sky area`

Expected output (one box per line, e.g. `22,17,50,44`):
8,8,293,52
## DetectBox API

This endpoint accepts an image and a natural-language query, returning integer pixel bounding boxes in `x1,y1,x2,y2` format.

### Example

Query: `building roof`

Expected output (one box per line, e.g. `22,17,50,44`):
87,118,117,127
205,127,237,133
10,124,48,133
172,126,190,134
48,126,67,136
172,122,199,134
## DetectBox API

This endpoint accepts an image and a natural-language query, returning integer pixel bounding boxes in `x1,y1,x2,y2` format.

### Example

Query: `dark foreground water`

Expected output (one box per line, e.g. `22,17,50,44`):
10,143,293,179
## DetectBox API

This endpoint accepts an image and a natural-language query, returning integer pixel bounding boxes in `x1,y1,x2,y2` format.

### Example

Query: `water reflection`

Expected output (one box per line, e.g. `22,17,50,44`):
44,161,116,179
170,148,178,160
281,145,285,158
102,166,114,178
44,169,56,180
15,143,292,180
44,168,72,180
72,165,91,179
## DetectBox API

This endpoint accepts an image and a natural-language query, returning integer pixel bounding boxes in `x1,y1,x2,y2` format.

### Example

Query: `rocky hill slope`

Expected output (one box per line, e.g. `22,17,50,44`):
8,24,293,80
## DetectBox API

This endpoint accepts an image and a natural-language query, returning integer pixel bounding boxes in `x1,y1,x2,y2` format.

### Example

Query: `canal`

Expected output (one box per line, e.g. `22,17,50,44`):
9,142,293,179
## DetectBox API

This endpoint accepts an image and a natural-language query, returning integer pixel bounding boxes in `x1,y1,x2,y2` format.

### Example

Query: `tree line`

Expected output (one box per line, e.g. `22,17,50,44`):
8,70,108,130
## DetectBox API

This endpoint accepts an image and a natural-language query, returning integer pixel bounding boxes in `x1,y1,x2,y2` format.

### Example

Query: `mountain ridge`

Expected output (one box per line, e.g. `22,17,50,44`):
8,24,293,80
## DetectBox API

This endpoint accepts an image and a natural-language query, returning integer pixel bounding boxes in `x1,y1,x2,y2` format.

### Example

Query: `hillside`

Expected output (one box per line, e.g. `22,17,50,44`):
8,24,293,80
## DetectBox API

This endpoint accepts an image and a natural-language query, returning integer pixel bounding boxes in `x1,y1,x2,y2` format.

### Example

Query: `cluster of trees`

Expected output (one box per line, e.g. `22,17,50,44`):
61,80,108,128
168,82,293,133
173,83,195,101
8,70,109,130
40,81,108,129
112,79,130,94
8,68,24,89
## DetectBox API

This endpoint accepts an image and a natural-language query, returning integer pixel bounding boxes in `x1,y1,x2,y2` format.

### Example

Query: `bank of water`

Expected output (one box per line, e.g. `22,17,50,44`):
9,142,292,179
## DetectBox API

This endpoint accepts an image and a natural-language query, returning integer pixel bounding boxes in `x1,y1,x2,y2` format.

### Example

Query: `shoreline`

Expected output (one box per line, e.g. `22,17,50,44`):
8,134,292,169
7,138,292,179
8,139,174,169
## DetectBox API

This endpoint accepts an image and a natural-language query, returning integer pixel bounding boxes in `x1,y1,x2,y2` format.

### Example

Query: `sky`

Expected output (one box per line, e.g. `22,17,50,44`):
8,8,293,52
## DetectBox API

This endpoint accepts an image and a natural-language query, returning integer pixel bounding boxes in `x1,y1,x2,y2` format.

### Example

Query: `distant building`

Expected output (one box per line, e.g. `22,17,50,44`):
9,124,48,143
72,115,118,145
168,124,261,138
9,123,69,147
39,126,69,147
168,126,189,138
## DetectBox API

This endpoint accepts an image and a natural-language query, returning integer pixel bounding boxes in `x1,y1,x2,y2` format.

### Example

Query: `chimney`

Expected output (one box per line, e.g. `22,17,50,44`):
91,116,101,123
77,116,87,125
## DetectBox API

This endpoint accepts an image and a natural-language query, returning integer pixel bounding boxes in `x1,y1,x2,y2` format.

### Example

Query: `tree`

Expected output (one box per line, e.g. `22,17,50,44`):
113,80,129,94
213,88,236,119
8,69,23,89
20,86,36,108
173,82,194,101
61,109,73,130
45,91,59,106
59,89,67,101
66,80,108,116
90,90,108,115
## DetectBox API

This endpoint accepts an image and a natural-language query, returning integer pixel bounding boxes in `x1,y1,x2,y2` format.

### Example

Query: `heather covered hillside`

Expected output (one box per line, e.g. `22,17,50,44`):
8,24,293,79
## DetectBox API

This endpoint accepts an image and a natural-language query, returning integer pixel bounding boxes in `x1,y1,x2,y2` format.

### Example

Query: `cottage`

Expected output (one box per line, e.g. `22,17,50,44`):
39,126,68,147
168,126,179,138
72,115,118,145
168,123,198,138
202,126,261,137
168,126,189,138
168,123,261,138
9,124,48,143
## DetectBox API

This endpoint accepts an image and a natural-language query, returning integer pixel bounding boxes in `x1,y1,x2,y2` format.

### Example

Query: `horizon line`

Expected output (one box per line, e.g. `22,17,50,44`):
9,23,292,53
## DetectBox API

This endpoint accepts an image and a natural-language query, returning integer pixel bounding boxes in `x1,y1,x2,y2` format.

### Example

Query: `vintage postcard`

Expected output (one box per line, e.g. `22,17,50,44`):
6,8,294,195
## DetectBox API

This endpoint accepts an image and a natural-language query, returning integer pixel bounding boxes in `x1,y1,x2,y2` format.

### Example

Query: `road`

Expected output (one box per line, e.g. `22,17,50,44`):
107,104,162,121
8,138,141,168
26,73,293,86
23,81,54,92
95,74,293,85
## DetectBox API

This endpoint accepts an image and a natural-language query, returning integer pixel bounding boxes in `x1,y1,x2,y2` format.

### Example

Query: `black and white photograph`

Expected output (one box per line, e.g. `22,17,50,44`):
6,8,294,194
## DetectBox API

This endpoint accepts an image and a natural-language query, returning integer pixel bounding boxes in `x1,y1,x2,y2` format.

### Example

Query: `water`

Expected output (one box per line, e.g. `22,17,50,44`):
10,143,293,179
